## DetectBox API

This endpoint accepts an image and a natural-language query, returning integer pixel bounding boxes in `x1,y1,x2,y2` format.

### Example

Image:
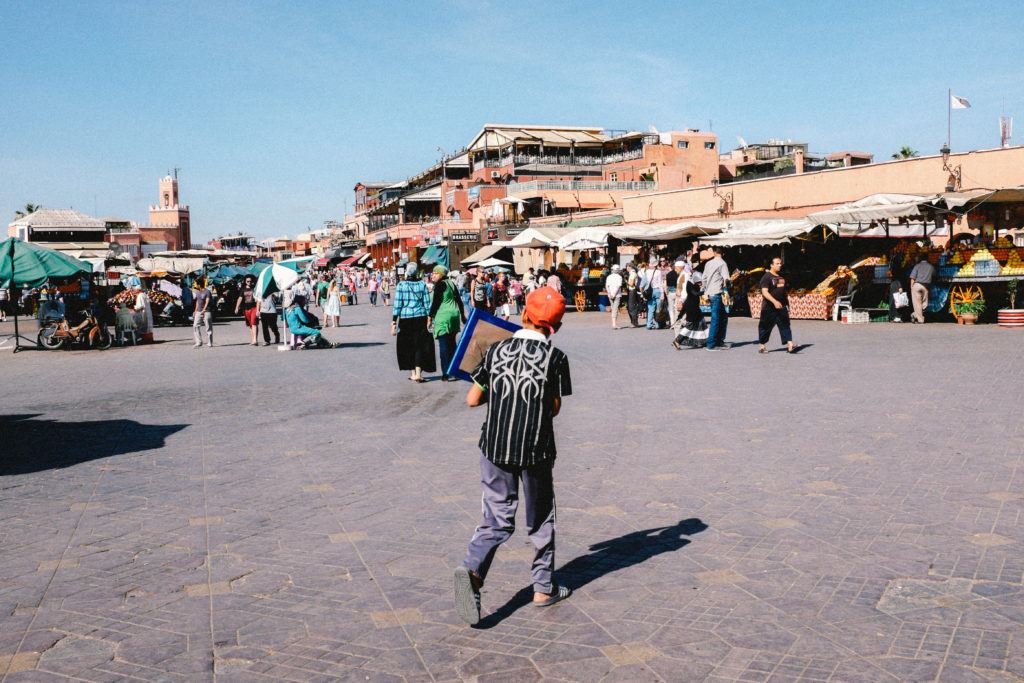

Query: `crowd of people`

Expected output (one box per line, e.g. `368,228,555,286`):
6,244,810,358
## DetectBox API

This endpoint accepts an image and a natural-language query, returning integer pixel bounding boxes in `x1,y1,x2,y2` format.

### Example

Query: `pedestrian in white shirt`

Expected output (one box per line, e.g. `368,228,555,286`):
605,265,624,329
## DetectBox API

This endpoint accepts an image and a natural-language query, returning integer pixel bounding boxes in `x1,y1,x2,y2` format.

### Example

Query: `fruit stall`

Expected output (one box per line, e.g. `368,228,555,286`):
745,266,857,320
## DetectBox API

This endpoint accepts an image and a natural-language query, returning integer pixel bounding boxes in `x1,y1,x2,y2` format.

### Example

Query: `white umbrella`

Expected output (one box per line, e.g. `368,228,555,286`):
475,257,515,268
255,263,301,299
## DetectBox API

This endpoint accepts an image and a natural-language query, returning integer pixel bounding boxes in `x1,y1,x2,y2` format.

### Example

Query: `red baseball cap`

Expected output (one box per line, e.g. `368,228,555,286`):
524,286,565,333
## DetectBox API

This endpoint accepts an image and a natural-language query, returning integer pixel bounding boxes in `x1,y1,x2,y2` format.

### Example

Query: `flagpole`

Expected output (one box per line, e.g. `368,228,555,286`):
947,88,951,148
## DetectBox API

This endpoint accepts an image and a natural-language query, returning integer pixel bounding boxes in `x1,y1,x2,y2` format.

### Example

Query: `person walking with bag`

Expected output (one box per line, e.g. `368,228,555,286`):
454,287,573,625
757,257,796,354
427,265,466,381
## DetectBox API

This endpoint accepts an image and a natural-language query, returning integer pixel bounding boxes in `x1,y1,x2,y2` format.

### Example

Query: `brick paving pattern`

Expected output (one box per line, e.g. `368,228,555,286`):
0,306,1022,681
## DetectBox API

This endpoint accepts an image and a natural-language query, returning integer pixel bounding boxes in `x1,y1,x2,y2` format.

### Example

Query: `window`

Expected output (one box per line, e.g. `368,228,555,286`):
677,140,689,149
704,141,716,150
609,172,618,181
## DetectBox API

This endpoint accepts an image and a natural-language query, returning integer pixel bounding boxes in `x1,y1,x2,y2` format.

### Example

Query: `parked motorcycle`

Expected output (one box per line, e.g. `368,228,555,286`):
37,313,112,350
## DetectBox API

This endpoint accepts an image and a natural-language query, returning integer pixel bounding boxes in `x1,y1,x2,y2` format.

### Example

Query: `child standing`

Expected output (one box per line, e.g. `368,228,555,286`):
454,287,573,625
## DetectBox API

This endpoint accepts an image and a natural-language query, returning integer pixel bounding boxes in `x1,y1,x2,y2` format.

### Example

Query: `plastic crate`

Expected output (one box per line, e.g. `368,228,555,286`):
974,260,1000,276
938,265,959,278
841,310,870,324
873,265,890,279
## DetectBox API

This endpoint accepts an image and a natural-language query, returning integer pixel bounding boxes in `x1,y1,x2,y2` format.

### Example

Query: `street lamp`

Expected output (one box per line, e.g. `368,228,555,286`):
940,144,961,192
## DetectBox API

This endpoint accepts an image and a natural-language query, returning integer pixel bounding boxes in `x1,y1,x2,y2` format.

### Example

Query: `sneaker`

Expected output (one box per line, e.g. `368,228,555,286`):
193,343,202,348
207,343,213,347
453,567,481,625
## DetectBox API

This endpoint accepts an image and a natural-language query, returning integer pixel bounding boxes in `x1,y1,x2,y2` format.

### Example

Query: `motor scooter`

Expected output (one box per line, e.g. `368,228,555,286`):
38,312,112,350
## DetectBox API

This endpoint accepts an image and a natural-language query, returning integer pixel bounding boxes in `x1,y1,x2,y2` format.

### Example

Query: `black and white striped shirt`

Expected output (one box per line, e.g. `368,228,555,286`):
471,330,572,467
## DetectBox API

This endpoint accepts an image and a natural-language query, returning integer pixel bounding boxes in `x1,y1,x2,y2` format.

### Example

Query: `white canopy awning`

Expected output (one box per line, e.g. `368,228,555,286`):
556,219,802,249
506,227,574,248
834,222,949,238
698,219,816,247
462,243,512,264
806,193,938,224
136,256,207,274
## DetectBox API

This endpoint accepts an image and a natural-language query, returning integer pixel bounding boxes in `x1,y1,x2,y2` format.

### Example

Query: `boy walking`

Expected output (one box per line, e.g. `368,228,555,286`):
454,286,573,625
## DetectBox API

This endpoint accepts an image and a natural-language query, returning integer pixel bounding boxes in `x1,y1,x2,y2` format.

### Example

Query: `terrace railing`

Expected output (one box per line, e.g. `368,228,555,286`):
506,180,658,193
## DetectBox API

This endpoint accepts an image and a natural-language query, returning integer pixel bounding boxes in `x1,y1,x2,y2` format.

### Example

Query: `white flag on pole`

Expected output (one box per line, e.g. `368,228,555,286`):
950,94,971,109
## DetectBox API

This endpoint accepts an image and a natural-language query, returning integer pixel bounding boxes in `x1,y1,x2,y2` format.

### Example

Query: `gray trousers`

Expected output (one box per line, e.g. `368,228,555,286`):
667,289,679,326
462,454,556,593
193,311,213,345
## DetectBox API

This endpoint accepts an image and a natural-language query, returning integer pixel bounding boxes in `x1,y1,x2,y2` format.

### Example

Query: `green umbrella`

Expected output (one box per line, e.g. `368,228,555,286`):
0,237,91,288
0,238,92,352
247,261,272,275
254,263,301,299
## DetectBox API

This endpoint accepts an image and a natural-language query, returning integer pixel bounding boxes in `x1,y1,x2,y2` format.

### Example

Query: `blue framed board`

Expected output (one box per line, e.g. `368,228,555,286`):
446,307,522,381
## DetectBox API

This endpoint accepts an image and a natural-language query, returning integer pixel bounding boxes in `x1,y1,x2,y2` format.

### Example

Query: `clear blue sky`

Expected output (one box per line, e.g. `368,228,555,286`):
3,1,1022,243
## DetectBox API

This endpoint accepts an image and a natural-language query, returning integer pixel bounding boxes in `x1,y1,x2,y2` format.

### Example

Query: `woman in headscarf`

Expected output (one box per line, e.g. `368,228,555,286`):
672,255,708,349
427,265,466,381
391,262,436,382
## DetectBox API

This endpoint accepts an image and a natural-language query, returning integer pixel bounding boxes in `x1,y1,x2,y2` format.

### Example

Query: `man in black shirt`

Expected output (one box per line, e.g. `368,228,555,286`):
758,257,796,354
454,287,573,625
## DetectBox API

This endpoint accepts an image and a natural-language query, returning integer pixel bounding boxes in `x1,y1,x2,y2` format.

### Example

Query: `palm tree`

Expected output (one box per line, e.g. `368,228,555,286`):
891,147,919,160
14,203,41,218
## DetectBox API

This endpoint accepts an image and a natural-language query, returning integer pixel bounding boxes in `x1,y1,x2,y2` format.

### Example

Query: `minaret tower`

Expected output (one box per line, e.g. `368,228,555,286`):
148,170,191,249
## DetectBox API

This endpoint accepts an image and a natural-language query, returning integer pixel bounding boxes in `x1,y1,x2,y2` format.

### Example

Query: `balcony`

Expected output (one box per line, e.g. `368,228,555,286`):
507,180,658,193
421,217,472,229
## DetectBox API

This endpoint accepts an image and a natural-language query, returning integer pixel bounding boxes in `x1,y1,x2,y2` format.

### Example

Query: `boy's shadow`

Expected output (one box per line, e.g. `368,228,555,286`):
476,518,707,628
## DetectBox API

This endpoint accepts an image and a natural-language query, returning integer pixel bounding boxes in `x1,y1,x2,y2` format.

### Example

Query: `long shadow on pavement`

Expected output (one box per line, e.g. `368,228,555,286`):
0,414,189,475
475,517,708,628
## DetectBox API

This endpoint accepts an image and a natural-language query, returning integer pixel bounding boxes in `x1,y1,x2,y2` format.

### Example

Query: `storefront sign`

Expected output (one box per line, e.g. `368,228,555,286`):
375,233,390,243
505,227,525,238
468,186,481,202
450,232,478,243
487,228,499,240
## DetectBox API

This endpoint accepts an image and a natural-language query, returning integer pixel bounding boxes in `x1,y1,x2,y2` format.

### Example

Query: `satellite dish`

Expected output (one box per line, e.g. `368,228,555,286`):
107,242,125,257
648,125,659,134
737,136,748,149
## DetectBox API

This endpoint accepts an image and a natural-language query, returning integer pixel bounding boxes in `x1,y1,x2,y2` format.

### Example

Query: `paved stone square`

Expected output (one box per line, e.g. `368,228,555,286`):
0,304,1022,682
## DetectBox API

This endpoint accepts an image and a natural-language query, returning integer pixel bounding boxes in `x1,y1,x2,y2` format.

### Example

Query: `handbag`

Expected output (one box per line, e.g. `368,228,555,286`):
893,291,909,308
